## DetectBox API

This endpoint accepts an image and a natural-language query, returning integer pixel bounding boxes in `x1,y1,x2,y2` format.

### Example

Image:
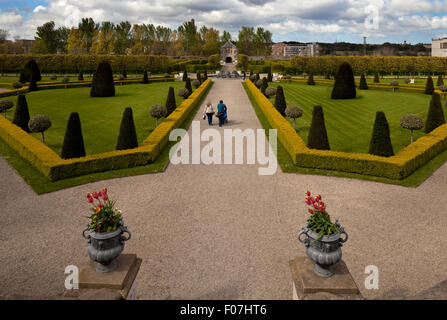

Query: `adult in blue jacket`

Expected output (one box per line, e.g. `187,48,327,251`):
217,100,227,127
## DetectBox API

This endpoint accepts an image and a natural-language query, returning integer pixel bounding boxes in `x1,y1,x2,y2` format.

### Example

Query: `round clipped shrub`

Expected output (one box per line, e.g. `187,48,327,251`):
274,85,287,116
285,105,303,129
404,78,411,84
255,79,263,88
436,75,444,87
400,114,424,144
78,70,84,81
163,73,170,78
192,79,201,89
61,112,86,159
12,95,30,132
359,74,368,90
62,77,70,83
331,62,356,99
307,105,330,150
116,107,138,150
283,75,292,79
265,87,277,98
150,104,167,127
369,111,394,157
307,74,315,85
390,80,399,92
23,60,41,82
118,75,125,81
28,114,52,143
12,82,23,92
165,87,176,116
425,92,445,133
249,74,256,81
0,99,13,118
425,76,435,95
90,61,115,97
178,88,189,99
185,78,192,97
143,70,149,84
50,75,57,80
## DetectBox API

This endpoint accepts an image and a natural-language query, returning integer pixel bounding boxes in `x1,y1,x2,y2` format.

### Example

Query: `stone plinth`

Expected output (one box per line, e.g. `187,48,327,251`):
289,256,362,300
64,254,142,300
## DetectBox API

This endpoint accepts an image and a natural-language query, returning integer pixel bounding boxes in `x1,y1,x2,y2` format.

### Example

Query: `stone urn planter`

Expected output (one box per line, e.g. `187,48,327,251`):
298,222,348,277
82,219,131,272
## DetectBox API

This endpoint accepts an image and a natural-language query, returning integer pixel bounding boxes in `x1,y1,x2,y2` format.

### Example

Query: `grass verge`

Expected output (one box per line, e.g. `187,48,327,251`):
242,82,447,187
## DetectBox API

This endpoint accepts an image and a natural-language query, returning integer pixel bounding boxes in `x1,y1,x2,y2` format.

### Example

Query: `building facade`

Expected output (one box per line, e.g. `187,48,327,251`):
270,42,319,58
220,40,238,63
432,38,447,57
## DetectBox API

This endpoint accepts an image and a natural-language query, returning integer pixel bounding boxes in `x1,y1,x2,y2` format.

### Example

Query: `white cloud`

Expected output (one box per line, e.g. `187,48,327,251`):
0,0,446,42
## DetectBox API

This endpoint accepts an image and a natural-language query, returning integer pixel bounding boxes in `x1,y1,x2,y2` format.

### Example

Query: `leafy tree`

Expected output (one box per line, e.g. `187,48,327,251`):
90,61,115,97
150,104,167,127
13,95,30,132
307,105,330,150
78,17,99,53
116,107,138,150
425,76,435,95
165,87,177,116
369,111,394,157
331,62,356,99
285,105,303,129
66,27,84,54
425,92,445,133
274,86,287,116
35,21,58,53
61,112,86,159
28,115,52,144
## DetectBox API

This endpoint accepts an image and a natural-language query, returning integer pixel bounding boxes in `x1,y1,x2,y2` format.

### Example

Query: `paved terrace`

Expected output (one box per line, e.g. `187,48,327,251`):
0,78,446,299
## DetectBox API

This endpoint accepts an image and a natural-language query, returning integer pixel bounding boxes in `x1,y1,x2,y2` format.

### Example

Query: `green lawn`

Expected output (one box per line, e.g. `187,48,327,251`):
269,82,433,154
4,81,187,156
243,82,447,187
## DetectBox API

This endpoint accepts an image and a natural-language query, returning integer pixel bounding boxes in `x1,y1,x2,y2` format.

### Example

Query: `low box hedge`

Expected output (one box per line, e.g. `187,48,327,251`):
0,79,212,181
246,79,447,179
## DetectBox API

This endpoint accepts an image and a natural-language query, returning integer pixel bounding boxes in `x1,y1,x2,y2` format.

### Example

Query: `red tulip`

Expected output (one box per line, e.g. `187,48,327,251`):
92,191,99,199
305,190,311,196
87,197,93,203
102,188,107,195
308,209,313,214
313,203,319,210
103,194,109,201
98,203,103,209
86,193,92,199
98,191,103,197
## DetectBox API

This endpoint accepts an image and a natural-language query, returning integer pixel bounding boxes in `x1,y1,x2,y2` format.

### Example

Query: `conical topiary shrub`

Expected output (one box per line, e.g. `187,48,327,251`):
331,62,356,99
374,73,380,83
61,112,86,159
204,70,208,81
307,74,315,85
143,70,149,84
197,73,202,84
185,78,192,97
436,75,444,87
78,70,84,81
182,69,188,82
268,71,273,82
369,111,394,157
122,69,127,79
165,87,177,116
260,78,268,96
23,60,41,82
19,71,27,84
116,107,138,150
274,85,287,116
90,61,115,97
28,74,38,92
425,92,445,133
359,74,368,90
12,95,30,132
307,105,330,150
425,76,435,95
255,73,260,82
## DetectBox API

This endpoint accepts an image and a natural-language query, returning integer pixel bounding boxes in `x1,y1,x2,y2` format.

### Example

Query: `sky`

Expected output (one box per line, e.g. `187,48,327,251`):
0,0,446,44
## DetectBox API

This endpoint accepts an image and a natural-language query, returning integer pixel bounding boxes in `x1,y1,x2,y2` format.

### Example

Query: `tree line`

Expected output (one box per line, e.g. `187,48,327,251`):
4,18,272,57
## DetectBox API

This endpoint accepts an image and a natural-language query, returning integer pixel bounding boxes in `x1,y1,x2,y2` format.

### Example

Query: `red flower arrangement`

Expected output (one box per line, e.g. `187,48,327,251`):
304,190,339,241
86,188,122,233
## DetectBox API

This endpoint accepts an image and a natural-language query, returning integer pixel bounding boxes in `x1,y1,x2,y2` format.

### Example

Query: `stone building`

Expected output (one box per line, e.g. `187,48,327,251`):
271,42,319,58
432,38,447,57
220,40,238,63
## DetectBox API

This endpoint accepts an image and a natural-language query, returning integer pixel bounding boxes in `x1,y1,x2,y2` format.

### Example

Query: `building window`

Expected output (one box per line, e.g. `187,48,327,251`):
442,42,447,49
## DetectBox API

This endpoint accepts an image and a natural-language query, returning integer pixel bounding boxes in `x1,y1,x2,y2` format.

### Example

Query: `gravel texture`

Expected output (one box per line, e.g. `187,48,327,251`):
0,78,446,300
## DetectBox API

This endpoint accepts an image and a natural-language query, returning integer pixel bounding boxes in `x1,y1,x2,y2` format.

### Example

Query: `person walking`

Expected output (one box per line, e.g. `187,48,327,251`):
217,100,227,127
203,101,214,125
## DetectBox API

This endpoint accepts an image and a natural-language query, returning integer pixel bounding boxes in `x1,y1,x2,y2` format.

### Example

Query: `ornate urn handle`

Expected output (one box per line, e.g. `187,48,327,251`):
339,230,348,243
298,228,310,247
82,224,91,243
120,226,131,243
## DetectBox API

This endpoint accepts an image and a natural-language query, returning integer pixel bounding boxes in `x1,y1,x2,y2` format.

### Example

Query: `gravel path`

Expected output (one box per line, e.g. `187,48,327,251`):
1,78,447,299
